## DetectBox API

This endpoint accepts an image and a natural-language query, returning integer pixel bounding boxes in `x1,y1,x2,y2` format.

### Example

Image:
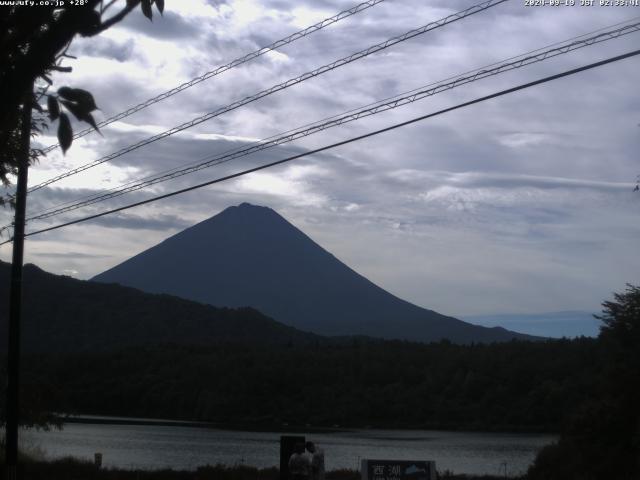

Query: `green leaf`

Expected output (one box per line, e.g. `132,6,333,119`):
58,113,72,154
47,96,60,120
57,87,97,112
57,86,73,98
141,0,153,20
84,113,102,135
155,0,164,14
60,100,101,135
60,99,86,122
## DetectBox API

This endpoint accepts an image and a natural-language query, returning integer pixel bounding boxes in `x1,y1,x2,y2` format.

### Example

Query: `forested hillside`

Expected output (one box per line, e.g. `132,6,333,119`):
16,338,599,432
0,261,321,353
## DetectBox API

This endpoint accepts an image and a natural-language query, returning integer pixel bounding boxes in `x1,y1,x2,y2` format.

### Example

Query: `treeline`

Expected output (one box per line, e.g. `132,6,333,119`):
16,337,600,432
527,285,640,480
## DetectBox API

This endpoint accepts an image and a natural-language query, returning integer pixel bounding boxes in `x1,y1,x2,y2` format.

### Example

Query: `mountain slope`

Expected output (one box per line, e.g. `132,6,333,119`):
0,260,320,353
93,203,535,343
463,311,600,338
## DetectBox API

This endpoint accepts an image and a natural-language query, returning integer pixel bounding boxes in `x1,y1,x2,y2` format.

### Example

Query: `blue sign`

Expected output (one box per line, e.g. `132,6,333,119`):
361,460,436,480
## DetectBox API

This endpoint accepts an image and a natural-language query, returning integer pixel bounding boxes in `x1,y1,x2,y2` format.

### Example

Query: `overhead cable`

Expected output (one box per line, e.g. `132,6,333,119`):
0,48,635,245
39,0,388,154
27,0,509,193
24,19,640,222
31,15,640,219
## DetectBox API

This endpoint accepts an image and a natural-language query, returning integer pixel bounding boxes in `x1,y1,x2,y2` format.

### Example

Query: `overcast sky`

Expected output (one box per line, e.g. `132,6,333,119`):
1,0,639,317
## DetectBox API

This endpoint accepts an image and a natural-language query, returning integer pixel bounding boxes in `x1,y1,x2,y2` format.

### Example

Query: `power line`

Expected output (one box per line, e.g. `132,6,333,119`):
31,0,506,191
1,48,635,245
27,0,509,193
6,15,638,232
39,0,388,154
23,19,640,222
29,15,640,220
30,19,640,219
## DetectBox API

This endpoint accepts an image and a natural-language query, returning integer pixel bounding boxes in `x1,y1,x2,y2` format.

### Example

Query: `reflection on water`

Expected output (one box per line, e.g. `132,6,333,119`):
25,424,555,476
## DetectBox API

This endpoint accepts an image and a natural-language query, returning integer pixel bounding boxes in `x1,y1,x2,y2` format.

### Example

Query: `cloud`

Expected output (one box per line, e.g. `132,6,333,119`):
117,10,206,40
1,0,638,318
81,212,191,232
498,132,552,148
70,37,136,63
34,252,112,259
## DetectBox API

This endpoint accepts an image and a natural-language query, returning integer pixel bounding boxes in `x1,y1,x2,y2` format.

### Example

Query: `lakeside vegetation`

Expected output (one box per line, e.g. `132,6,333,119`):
0,439,511,479
12,458,515,480
15,337,599,432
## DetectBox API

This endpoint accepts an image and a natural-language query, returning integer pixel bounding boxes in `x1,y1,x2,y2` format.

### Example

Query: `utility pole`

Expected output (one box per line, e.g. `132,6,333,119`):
5,82,33,480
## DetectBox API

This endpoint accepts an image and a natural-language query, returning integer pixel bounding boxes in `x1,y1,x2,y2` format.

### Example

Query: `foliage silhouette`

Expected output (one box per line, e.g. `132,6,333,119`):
10,338,601,432
527,285,640,480
0,0,164,200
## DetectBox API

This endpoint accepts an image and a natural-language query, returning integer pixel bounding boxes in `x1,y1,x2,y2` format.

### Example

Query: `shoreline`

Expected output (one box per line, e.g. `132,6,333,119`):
60,415,351,433
20,422,542,479
59,414,557,435
16,458,523,480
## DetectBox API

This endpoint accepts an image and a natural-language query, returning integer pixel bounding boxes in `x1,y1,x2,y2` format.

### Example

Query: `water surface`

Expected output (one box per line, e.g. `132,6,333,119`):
25,423,555,476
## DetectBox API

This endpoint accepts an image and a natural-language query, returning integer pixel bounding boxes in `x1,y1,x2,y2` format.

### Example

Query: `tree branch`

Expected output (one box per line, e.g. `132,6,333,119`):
87,1,141,36
101,0,119,14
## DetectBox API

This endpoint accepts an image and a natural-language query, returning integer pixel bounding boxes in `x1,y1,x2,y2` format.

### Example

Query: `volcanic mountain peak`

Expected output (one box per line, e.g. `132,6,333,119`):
93,203,536,344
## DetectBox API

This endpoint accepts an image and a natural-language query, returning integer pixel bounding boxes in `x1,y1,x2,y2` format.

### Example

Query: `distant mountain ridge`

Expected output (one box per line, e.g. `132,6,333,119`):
0,261,321,353
463,311,600,338
93,203,537,344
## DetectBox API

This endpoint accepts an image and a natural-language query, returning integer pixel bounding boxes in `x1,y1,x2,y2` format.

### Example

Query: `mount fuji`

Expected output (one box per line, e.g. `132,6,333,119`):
93,203,535,343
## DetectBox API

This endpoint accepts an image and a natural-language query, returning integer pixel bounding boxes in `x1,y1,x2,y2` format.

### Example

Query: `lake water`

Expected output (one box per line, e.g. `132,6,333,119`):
24,423,555,477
